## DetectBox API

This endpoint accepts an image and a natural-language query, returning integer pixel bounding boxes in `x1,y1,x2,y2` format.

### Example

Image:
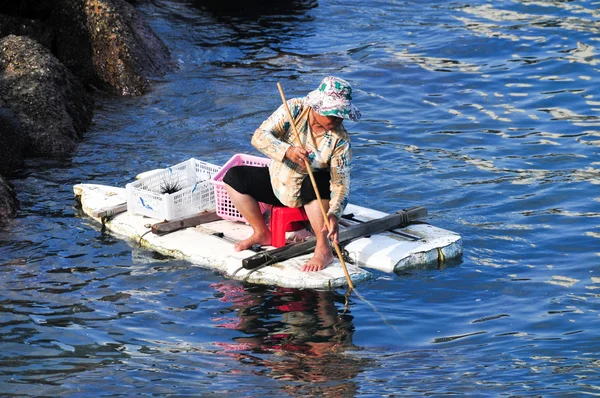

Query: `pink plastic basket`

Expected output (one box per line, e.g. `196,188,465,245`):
211,154,271,222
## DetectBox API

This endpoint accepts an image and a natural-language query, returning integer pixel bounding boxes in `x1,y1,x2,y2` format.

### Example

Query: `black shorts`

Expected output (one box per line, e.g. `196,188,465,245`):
223,165,330,206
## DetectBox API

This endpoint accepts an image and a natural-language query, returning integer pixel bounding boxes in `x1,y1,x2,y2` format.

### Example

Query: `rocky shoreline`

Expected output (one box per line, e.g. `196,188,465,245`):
0,0,172,225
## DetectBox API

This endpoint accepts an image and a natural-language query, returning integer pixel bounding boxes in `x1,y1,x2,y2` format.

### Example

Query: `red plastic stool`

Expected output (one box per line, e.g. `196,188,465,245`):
270,206,309,248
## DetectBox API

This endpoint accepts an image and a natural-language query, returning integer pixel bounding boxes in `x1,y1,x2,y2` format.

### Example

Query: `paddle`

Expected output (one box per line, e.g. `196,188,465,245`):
276,83,354,289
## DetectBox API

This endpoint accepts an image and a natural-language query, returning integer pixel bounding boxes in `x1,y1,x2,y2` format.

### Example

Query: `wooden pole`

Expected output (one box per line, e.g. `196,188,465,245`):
242,206,428,270
276,82,354,290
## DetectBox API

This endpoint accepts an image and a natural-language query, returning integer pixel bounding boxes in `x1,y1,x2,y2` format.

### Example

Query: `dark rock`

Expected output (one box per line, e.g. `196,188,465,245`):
0,35,94,157
0,101,26,172
0,14,54,49
49,0,171,96
0,174,18,226
0,0,60,20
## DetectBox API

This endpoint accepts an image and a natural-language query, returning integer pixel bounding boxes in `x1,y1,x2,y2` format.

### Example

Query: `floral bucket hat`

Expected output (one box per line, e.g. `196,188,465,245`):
304,76,361,122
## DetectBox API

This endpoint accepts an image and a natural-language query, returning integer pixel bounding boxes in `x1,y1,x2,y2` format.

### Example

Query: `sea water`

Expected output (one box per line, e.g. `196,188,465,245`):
1,0,599,395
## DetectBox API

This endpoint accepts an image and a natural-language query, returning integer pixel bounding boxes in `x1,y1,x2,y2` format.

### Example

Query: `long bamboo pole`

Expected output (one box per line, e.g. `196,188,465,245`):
276,82,354,290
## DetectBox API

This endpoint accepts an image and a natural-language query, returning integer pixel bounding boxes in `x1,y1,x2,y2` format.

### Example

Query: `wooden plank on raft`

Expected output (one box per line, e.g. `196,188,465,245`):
151,211,221,235
92,202,128,218
241,206,428,269
340,215,423,241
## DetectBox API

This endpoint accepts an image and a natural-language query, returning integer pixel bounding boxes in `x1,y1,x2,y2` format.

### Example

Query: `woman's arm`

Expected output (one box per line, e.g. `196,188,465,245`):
251,99,303,162
327,138,352,220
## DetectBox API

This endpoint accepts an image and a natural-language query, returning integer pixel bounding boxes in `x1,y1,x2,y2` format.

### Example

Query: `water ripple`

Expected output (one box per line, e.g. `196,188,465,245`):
1,0,600,395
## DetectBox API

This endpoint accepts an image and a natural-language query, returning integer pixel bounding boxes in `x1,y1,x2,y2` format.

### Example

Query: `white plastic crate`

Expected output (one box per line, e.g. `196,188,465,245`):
211,153,271,222
126,158,220,221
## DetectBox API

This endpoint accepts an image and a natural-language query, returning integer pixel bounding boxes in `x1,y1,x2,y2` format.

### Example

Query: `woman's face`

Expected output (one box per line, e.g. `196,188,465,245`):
313,111,343,131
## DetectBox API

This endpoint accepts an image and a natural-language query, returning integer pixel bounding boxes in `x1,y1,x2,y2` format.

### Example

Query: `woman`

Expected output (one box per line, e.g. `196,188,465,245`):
224,76,361,272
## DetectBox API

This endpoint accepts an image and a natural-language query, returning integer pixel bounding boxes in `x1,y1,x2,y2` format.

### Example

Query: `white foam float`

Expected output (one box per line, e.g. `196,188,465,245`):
74,183,462,289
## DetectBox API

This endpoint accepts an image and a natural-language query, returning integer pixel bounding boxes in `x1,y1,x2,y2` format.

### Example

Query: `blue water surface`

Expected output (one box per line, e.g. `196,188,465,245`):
1,0,599,395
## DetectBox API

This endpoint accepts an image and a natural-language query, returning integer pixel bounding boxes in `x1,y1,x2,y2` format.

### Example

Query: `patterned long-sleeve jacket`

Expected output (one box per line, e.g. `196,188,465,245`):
251,97,352,220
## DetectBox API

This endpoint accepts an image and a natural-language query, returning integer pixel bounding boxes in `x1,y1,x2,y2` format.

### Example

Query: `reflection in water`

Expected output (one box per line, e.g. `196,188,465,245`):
158,0,319,75
211,282,369,392
184,0,316,47
186,0,317,16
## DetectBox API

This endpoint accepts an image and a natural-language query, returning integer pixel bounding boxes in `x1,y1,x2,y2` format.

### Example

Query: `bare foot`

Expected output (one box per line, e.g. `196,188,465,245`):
301,251,334,272
234,231,271,252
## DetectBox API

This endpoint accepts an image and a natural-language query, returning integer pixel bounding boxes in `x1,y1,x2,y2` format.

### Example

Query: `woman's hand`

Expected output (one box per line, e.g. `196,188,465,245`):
285,146,310,169
323,215,339,244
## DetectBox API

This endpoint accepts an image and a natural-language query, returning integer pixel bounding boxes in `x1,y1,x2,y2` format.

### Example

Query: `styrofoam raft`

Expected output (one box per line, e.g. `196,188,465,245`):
74,183,462,288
